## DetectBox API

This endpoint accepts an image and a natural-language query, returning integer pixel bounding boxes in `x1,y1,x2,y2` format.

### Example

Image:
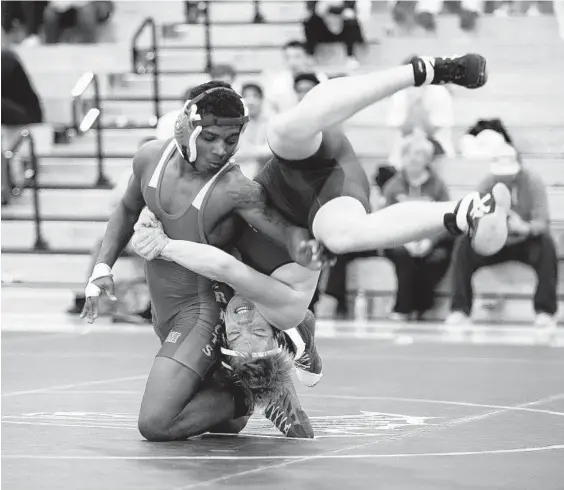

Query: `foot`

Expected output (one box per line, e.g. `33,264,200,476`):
446,183,511,256
263,384,314,438
293,311,323,387
534,313,557,344
445,311,472,326
413,54,488,89
389,312,410,322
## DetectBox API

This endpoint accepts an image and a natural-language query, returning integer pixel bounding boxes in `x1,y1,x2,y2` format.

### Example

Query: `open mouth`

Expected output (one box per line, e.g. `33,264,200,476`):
235,305,252,315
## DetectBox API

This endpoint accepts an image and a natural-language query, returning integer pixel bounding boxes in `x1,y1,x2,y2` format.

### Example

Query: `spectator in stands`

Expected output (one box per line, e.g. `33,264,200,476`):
236,83,272,178
382,132,453,321
262,40,324,113
293,72,322,101
446,144,558,328
209,63,241,94
1,1,48,45
387,55,455,168
155,87,192,141
1,49,43,126
303,1,366,69
43,1,113,44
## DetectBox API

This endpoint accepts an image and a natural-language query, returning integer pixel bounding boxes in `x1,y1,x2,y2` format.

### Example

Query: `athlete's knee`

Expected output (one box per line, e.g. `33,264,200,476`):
312,197,367,254
138,412,175,442
208,416,249,435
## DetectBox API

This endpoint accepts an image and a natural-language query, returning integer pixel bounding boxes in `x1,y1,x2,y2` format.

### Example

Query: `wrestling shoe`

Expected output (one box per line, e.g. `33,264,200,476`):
288,310,323,387
444,183,511,256
412,53,487,89
263,382,314,438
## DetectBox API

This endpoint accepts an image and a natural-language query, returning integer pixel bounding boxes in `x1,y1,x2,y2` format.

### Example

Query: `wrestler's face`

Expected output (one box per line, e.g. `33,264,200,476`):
194,125,241,172
224,295,275,355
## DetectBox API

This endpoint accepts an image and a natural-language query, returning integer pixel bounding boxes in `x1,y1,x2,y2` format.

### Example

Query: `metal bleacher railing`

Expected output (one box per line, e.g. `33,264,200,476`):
131,17,161,122
71,71,112,189
2,129,48,251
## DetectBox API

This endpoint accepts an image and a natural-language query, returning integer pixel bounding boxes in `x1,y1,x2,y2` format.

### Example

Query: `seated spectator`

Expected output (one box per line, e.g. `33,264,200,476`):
446,144,558,328
1,1,48,45
155,87,192,140
382,133,453,321
293,72,322,101
303,1,366,69
43,1,113,44
387,56,455,168
261,40,325,114
209,63,241,94
236,83,271,178
1,49,43,126
2,47,44,205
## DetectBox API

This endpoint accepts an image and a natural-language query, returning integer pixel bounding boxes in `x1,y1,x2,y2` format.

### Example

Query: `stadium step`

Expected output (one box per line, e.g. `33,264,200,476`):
3,208,564,255
36,125,564,161
36,157,131,187
1,253,141,287
346,258,564,323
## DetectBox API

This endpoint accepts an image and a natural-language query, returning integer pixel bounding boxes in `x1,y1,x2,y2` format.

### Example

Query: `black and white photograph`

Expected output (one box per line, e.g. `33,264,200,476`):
1,0,564,488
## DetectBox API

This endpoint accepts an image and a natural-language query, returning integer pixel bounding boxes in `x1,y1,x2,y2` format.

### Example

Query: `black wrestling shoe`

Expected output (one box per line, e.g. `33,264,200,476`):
413,54,487,89
263,383,314,439
432,53,487,88
444,183,511,256
293,311,323,387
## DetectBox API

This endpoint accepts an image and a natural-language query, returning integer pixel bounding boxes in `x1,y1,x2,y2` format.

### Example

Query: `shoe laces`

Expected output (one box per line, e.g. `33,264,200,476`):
295,353,312,371
469,193,492,220
264,399,293,435
439,56,466,82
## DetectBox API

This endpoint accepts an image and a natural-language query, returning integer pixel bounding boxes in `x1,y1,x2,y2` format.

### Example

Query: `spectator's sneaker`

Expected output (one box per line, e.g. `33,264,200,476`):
445,311,472,326
67,294,86,315
263,384,314,438
534,313,557,344
446,183,511,256
413,54,487,89
389,312,410,322
293,311,323,387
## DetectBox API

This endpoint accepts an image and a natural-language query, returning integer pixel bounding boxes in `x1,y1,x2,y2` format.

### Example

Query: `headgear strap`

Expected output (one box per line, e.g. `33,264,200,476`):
174,87,249,165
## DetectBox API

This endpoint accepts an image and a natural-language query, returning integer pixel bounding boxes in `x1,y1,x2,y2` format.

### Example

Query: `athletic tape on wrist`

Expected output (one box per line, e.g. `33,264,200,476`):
90,263,112,282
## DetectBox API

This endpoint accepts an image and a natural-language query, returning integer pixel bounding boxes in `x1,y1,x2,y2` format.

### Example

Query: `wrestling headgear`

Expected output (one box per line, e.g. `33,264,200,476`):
174,87,249,165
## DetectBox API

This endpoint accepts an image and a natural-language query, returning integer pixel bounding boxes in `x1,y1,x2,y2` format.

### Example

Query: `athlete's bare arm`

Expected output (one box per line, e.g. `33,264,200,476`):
95,144,159,266
267,66,414,160
160,240,305,330
223,169,315,267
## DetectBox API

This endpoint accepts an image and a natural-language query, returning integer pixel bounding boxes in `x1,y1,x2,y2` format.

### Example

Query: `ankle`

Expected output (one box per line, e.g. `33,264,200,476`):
411,56,435,87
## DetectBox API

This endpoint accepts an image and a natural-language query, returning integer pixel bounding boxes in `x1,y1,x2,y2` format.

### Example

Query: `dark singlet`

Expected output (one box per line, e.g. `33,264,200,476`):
254,127,370,232
142,141,234,328
244,127,371,274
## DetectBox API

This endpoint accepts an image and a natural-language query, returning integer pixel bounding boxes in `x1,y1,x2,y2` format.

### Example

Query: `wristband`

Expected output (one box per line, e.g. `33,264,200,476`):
89,263,112,282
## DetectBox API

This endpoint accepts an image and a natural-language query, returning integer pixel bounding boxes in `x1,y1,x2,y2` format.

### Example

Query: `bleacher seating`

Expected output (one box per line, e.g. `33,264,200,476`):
2,1,564,323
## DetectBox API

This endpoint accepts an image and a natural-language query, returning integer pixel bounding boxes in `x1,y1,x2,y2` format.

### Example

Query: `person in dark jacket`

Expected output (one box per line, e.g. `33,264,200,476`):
1,49,43,126
382,132,453,320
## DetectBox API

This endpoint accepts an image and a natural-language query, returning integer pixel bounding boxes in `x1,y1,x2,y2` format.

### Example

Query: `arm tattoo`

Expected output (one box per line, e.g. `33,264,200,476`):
229,179,292,229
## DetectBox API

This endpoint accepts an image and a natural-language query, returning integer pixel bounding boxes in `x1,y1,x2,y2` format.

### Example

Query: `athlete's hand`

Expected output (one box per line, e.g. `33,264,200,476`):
131,225,169,261
134,207,161,231
80,265,117,324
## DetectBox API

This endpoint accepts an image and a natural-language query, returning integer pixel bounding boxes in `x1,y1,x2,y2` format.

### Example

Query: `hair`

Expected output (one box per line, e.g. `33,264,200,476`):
283,40,307,51
293,72,321,88
209,63,236,80
400,131,435,161
241,83,264,99
228,348,295,408
186,80,244,118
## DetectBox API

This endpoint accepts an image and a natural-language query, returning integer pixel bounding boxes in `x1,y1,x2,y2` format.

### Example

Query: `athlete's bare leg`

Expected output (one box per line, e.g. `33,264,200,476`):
138,358,242,441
